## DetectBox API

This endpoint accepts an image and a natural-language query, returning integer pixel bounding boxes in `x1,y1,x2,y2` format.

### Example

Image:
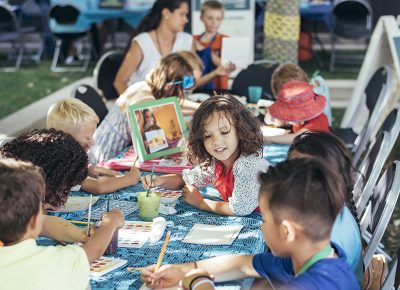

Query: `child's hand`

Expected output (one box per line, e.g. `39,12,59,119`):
182,185,204,208
123,169,141,185
141,174,160,189
101,208,125,229
141,264,185,289
78,226,95,243
88,165,120,178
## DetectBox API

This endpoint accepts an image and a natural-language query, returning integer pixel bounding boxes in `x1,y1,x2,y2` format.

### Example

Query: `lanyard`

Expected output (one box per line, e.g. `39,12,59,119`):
296,244,333,276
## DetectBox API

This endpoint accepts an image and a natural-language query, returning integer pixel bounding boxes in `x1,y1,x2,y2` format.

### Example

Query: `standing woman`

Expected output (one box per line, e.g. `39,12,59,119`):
114,0,193,95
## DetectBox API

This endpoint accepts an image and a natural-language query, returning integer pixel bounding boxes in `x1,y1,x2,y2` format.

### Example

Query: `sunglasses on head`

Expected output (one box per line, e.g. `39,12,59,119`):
167,75,195,90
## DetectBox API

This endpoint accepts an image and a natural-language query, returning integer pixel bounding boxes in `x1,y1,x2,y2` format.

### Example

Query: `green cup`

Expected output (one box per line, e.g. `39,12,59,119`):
138,191,161,221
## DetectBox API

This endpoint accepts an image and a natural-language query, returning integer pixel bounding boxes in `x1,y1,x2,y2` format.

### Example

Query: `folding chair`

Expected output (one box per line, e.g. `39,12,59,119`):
381,248,400,290
353,131,392,217
0,2,39,72
93,50,124,100
361,161,400,269
49,4,91,72
72,84,108,124
333,66,392,160
355,108,400,167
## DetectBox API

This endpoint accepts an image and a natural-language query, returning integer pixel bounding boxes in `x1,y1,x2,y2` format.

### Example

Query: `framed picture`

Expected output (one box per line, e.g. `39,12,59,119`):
127,97,188,161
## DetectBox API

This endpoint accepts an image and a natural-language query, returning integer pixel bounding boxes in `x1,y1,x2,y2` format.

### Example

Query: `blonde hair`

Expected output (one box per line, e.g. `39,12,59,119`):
47,98,99,132
271,63,309,96
201,0,224,16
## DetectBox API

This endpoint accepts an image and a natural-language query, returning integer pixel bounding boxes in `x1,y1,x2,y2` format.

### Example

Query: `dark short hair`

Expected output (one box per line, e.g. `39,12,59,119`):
0,159,45,245
0,129,88,208
186,95,263,166
259,158,345,241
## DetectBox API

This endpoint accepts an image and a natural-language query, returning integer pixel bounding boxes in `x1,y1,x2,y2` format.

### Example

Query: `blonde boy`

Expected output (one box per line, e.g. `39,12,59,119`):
0,159,124,290
194,0,235,90
47,98,140,194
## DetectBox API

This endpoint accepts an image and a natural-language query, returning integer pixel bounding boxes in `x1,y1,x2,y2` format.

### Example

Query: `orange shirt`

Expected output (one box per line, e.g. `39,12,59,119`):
194,34,229,90
292,113,331,133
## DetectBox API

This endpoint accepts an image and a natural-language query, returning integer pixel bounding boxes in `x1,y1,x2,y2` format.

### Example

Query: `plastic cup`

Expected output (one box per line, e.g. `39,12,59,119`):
248,86,263,103
138,191,161,222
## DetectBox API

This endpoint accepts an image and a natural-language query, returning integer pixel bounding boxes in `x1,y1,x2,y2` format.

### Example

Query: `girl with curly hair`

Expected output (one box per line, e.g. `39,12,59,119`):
0,128,89,209
143,95,270,216
0,129,92,244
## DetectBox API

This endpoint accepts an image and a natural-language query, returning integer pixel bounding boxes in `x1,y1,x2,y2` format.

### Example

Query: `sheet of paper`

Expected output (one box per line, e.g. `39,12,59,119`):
51,196,100,212
261,126,291,137
182,224,243,245
221,37,251,74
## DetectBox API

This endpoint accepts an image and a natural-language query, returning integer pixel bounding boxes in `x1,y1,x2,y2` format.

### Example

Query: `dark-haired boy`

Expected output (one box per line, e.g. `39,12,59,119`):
141,159,359,290
0,159,125,290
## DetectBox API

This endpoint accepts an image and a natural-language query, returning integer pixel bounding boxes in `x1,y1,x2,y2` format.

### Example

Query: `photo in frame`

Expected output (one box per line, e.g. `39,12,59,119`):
127,97,188,161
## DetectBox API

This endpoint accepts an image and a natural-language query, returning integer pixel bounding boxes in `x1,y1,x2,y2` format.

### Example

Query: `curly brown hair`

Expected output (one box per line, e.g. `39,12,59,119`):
0,129,88,208
186,95,263,166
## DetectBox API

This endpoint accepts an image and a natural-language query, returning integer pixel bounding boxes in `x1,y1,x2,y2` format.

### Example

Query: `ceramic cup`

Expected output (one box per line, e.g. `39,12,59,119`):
138,191,161,222
248,86,263,103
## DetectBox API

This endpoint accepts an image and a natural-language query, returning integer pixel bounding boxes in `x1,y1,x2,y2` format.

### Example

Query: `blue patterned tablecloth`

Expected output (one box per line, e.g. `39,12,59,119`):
40,178,264,290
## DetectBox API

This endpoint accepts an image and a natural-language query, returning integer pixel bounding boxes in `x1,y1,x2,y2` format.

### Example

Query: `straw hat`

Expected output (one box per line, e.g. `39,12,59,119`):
268,80,326,122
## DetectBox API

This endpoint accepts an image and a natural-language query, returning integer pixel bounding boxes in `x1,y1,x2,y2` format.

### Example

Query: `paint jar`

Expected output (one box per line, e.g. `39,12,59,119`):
138,191,161,222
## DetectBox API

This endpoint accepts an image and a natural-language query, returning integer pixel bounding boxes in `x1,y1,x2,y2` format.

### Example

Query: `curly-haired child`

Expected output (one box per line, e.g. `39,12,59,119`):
47,98,141,194
0,158,124,290
141,158,359,290
0,129,93,244
143,95,269,216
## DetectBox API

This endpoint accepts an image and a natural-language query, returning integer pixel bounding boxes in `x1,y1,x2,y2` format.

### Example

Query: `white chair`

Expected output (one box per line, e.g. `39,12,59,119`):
361,161,400,268
354,131,392,217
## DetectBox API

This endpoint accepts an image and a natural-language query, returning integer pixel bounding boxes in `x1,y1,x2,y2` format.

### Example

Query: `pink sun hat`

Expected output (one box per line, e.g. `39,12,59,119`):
268,80,326,122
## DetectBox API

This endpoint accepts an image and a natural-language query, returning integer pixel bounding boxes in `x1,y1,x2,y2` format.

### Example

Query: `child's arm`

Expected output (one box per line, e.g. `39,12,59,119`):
141,255,259,289
183,185,235,216
88,165,120,178
81,169,141,195
41,215,89,243
142,174,185,190
80,208,125,263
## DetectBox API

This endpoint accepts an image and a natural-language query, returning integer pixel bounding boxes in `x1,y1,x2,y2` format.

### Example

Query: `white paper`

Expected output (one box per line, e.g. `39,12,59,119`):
261,126,291,137
182,224,243,245
221,37,252,74
51,196,100,212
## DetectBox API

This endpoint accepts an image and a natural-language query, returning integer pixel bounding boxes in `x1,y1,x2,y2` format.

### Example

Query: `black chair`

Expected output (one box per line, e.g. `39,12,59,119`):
230,63,279,102
0,2,38,72
72,84,108,124
330,0,373,72
93,50,124,100
360,161,400,269
333,66,392,161
49,4,91,72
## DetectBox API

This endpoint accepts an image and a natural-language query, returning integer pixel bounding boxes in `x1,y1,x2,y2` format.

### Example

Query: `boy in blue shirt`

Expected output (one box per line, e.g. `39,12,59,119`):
140,158,360,290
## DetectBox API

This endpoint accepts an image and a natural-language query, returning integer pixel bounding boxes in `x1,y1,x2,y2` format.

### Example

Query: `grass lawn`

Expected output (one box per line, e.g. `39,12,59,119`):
0,61,92,119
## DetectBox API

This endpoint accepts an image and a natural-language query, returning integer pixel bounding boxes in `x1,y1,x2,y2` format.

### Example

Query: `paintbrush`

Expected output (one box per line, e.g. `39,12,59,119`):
154,230,171,271
87,194,93,237
146,163,156,197
130,156,139,172
69,220,94,225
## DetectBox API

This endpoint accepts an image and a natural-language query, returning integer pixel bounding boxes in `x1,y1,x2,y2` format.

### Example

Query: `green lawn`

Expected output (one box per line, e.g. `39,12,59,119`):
0,61,92,119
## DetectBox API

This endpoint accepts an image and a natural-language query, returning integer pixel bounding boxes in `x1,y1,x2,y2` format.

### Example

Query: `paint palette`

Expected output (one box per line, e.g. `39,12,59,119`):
83,200,138,220
151,187,182,205
118,221,153,248
90,257,127,277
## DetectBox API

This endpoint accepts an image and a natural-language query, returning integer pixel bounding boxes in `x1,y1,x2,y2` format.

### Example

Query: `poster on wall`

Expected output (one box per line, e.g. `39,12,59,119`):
191,0,254,68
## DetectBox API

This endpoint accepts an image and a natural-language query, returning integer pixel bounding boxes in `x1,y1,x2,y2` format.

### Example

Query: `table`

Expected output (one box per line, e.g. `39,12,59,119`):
41,178,265,289
49,0,154,33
